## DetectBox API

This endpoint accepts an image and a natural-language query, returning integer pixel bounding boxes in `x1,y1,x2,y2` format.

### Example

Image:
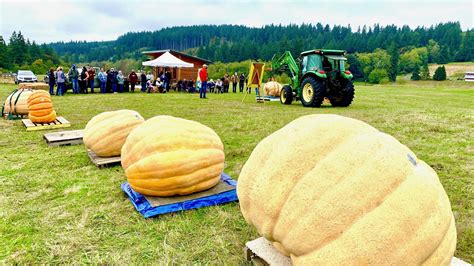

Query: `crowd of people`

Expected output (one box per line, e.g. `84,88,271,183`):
46,64,252,97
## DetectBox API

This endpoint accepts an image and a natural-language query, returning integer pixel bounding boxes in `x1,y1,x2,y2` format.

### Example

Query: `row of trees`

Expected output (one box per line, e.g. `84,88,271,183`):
346,36,471,83
48,22,473,64
0,31,63,73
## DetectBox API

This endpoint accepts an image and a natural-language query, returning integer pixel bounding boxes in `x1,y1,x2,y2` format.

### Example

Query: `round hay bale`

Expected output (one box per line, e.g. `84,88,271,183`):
264,81,283,96
19,82,49,91
2,88,34,115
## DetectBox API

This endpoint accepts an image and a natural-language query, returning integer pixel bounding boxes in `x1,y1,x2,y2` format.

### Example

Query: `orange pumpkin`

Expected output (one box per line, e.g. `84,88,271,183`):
27,90,56,123
121,115,225,196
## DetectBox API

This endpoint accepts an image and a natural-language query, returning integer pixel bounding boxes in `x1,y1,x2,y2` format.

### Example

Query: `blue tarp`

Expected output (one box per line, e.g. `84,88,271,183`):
121,173,238,218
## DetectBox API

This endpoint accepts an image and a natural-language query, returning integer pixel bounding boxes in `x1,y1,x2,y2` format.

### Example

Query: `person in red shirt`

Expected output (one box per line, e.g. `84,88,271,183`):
199,64,208,99
87,66,96,93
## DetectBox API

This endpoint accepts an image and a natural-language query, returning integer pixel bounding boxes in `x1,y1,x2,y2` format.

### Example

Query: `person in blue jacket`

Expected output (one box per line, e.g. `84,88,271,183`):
67,64,79,94
98,68,107,93
117,70,125,93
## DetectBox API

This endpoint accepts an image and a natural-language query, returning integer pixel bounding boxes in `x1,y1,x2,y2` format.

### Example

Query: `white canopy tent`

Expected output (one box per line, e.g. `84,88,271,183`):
142,51,194,68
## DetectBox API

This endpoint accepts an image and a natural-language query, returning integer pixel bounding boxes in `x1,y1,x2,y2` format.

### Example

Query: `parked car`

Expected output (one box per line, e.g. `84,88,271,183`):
15,70,38,84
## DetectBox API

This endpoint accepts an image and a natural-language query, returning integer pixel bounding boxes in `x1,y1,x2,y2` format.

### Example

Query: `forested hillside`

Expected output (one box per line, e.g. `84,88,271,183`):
0,31,62,73
48,22,473,63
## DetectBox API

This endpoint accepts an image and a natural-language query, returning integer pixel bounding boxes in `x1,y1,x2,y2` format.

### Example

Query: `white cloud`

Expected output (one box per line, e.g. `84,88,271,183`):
0,0,472,43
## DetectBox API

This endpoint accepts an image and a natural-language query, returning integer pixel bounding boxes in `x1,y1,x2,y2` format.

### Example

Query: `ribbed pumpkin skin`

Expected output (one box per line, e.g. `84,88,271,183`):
121,115,225,197
83,110,145,157
27,91,56,123
237,114,456,265
3,89,33,115
264,81,282,96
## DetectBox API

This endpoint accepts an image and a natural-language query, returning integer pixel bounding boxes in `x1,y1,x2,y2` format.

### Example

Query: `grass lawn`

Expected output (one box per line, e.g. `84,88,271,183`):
0,82,472,263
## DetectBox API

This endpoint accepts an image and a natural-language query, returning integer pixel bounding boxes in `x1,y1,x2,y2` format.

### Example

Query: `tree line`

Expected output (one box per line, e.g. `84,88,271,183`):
0,22,472,84
47,22,473,64
0,31,62,73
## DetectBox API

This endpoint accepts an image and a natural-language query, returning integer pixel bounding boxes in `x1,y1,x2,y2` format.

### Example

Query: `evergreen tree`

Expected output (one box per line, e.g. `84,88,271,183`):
0,36,9,69
346,54,364,80
455,30,474,62
436,45,450,64
433,66,447,81
388,43,399,82
9,31,28,65
411,65,421,80
420,62,430,80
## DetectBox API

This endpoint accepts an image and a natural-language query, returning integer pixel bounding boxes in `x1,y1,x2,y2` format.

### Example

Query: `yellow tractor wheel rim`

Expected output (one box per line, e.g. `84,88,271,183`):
281,90,286,102
303,83,313,102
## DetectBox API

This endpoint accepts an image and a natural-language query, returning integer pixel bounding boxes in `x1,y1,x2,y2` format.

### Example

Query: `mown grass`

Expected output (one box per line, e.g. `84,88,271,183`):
0,82,472,264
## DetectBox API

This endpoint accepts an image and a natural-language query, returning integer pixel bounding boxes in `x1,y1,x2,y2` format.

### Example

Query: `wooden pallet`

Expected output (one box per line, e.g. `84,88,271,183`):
244,237,470,266
3,113,27,120
256,96,280,102
245,237,291,266
43,129,84,146
87,149,121,168
22,116,71,131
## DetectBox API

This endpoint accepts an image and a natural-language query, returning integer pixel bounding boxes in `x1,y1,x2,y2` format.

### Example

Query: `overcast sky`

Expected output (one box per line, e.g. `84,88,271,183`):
0,0,472,44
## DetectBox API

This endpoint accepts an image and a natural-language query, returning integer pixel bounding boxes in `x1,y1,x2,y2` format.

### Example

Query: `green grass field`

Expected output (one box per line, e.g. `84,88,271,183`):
0,82,472,263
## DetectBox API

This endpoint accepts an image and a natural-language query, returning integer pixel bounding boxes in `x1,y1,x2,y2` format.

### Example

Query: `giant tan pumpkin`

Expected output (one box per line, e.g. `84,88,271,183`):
237,114,456,265
264,81,282,96
83,110,145,157
3,89,33,115
27,90,56,123
121,115,225,197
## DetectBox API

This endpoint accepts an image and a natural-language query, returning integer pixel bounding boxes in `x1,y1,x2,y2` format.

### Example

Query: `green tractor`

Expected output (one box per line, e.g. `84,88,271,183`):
271,49,354,107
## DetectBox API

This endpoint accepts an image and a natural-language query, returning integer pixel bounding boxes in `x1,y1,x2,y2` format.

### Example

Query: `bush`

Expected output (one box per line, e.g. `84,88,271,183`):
368,69,389,84
379,78,390,84
396,78,408,85
433,66,447,81
411,67,421,80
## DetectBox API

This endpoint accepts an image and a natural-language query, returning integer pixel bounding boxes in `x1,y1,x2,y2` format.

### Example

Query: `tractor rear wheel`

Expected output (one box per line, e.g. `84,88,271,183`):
329,80,355,107
280,85,293,105
300,76,325,107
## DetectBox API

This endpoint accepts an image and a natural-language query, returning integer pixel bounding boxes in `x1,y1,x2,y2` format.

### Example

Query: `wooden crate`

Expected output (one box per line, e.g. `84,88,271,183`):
22,116,71,131
244,237,470,266
87,149,121,168
43,129,84,146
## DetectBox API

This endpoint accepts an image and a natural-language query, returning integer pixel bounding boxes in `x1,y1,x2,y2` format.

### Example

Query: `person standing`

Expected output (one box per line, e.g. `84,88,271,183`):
165,70,172,91
56,67,65,96
128,70,138,93
98,68,107,93
222,73,230,93
68,64,79,94
117,70,125,93
231,72,238,93
87,66,96,93
199,64,208,99
108,68,118,93
80,66,88,93
239,73,245,93
47,68,56,95
140,71,147,92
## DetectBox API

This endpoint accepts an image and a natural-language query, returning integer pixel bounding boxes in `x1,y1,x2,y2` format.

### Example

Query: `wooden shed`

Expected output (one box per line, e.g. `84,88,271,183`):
142,49,211,82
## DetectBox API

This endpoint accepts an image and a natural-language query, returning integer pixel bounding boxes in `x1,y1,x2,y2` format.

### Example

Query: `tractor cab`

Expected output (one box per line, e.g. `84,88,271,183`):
300,49,348,76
